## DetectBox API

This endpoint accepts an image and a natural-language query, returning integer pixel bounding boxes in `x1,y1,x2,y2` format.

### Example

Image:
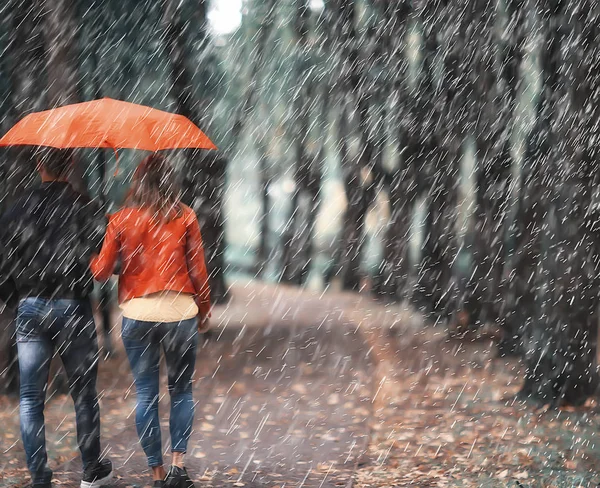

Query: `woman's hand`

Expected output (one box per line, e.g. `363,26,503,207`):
198,315,211,333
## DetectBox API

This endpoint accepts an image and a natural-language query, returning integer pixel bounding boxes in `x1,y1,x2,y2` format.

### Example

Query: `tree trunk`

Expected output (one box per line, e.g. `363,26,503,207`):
257,137,272,273
375,1,413,301
328,0,376,291
231,0,277,142
0,1,48,395
281,0,316,285
504,5,557,360
230,0,277,276
43,0,87,194
495,0,528,355
473,3,514,331
508,99,549,372
520,2,600,406
161,0,229,304
413,2,460,323
442,1,509,332
335,105,373,291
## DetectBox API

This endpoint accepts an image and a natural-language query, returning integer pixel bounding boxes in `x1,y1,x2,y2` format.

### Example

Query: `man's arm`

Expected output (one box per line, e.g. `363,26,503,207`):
81,198,108,256
0,202,23,308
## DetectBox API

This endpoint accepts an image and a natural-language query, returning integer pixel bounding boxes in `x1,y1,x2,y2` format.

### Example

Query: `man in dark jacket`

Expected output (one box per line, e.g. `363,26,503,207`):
0,149,113,488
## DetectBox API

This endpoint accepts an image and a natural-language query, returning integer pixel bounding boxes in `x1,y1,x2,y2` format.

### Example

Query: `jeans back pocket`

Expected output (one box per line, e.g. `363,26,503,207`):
16,298,45,340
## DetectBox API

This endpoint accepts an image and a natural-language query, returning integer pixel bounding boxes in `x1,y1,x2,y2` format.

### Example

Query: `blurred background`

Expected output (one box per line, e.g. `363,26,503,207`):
0,0,536,298
2,1,600,486
1,0,599,413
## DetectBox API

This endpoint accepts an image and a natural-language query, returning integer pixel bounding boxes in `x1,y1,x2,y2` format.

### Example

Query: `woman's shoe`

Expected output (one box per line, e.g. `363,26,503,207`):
164,466,195,488
153,481,165,488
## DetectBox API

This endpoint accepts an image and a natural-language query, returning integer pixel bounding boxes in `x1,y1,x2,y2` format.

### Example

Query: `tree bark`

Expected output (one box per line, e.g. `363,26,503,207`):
0,1,47,395
231,0,277,276
375,1,413,301
520,2,600,406
413,2,460,323
443,1,511,332
280,0,318,285
42,0,87,194
161,0,229,304
335,104,374,291
257,137,272,273
328,0,376,291
231,0,277,142
496,0,529,355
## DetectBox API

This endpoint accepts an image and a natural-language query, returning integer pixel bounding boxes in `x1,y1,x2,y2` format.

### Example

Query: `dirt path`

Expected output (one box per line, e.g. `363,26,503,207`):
53,322,374,488
6,282,600,487
19,282,390,488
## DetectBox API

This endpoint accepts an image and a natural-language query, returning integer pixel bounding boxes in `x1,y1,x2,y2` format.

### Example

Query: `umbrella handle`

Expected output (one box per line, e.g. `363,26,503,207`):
112,149,120,177
103,140,119,176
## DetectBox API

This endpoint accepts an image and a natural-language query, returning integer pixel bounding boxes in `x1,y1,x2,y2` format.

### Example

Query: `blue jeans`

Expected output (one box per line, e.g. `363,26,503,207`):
17,297,101,485
122,317,198,467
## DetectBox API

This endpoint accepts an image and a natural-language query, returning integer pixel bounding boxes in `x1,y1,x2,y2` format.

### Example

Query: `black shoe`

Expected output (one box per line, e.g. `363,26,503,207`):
153,481,165,488
32,466,53,487
164,466,195,488
81,458,113,488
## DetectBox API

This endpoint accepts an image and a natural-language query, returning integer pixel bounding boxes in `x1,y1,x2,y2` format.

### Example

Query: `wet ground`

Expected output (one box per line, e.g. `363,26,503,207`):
3,281,600,487
56,321,374,487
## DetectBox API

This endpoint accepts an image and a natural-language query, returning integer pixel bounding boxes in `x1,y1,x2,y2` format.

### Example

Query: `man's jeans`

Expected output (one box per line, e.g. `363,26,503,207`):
122,317,197,467
17,297,101,485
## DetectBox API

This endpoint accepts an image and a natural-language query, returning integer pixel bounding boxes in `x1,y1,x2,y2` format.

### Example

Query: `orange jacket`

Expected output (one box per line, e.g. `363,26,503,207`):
90,205,211,320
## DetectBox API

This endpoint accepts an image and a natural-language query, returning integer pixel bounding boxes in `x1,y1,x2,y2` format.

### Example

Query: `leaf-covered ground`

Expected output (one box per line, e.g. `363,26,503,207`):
358,324,600,487
2,282,600,487
0,335,136,487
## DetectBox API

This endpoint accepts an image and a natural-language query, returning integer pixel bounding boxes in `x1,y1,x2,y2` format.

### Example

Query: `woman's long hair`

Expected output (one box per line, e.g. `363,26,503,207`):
125,153,183,221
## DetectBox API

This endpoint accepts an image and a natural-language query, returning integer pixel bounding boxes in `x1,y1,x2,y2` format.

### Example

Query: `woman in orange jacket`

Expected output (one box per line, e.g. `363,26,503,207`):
91,154,210,488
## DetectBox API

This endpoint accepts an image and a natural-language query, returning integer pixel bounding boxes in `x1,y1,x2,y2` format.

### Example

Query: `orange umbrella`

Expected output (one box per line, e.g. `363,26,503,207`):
0,97,217,152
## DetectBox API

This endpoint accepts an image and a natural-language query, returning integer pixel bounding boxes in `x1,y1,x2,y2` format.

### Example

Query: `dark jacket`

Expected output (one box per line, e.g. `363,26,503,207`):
0,181,106,303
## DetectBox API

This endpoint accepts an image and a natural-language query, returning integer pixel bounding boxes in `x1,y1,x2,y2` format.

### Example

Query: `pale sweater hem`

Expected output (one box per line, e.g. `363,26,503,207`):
120,291,198,323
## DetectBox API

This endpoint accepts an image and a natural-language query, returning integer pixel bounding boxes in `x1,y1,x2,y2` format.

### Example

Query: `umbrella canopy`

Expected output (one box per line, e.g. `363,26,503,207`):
0,98,217,152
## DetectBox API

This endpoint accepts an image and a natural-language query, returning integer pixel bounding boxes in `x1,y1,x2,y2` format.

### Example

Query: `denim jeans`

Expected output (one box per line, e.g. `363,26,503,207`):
122,317,198,467
17,297,101,485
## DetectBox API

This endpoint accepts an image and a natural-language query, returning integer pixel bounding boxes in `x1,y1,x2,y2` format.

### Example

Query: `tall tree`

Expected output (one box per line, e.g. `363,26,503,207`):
496,0,528,355
521,1,600,406
161,0,229,304
448,0,513,332
280,0,321,285
43,0,88,196
414,1,461,323
374,1,413,302
328,0,377,291
232,0,277,274
0,1,48,395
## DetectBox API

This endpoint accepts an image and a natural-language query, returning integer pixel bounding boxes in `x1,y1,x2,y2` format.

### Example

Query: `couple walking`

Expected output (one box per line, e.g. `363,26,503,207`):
0,149,211,488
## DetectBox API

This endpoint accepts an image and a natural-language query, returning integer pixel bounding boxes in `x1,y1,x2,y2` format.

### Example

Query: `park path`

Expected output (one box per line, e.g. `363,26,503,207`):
11,281,600,488
38,282,418,488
